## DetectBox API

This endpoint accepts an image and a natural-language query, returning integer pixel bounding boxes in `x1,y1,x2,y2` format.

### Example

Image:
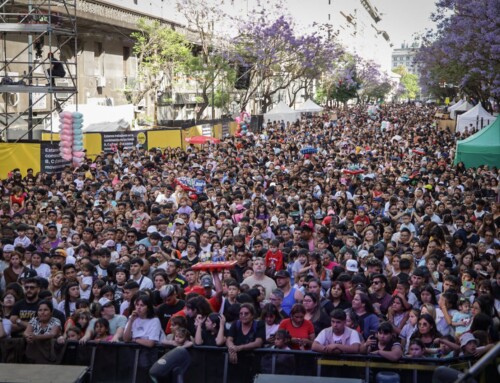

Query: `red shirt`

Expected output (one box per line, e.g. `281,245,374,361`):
278,318,315,350
265,250,283,271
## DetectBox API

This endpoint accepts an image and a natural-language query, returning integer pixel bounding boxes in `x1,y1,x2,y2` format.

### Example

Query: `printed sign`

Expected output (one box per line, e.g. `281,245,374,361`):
40,142,71,173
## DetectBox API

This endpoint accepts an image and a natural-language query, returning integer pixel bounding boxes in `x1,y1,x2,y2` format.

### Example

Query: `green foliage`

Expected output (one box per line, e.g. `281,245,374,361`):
393,66,420,99
127,18,193,106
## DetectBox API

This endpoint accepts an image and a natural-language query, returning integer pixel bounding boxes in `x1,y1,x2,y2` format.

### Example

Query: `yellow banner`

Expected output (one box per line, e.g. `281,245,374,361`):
0,143,41,178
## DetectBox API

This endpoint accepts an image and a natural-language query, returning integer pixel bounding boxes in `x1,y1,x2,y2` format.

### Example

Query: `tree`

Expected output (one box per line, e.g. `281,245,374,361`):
230,7,342,113
126,19,192,110
176,0,236,120
415,0,500,105
393,66,420,100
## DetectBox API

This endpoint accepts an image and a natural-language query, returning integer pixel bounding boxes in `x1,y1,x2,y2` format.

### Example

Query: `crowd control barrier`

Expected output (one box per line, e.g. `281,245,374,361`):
0,338,486,383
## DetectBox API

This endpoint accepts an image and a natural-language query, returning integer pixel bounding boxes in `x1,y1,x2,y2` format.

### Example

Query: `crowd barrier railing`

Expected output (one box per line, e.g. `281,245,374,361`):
0,338,486,383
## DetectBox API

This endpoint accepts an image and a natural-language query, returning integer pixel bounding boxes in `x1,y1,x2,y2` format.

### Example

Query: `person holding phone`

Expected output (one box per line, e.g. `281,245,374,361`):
360,321,403,361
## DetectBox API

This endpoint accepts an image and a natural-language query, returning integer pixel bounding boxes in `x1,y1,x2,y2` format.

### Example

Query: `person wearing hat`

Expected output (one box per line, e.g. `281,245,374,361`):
275,270,304,316
80,299,127,343
156,284,185,330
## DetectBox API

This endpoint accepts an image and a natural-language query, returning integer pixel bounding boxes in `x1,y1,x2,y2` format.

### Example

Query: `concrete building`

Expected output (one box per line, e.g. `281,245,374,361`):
391,42,420,75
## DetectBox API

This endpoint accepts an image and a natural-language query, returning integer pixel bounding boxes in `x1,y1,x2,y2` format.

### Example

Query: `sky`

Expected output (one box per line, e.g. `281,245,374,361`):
376,0,438,47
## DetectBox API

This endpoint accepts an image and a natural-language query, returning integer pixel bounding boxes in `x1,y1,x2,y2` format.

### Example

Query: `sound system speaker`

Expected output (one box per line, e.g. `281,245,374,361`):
250,114,263,132
235,65,251,89
253,374,363,383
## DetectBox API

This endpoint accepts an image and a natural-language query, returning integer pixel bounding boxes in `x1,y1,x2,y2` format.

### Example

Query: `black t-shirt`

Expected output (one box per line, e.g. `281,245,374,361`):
156,299,185,330
10,298,65,335
228,319,265,346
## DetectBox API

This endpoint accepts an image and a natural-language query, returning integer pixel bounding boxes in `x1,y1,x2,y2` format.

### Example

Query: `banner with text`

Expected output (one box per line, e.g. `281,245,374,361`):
40,142,71,173
101,131,148,152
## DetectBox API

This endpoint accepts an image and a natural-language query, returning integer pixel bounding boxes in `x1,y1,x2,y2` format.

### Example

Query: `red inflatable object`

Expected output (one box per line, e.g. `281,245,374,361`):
342,169,365,175
412,149,425,155
192,261,237,272
174,178,196,193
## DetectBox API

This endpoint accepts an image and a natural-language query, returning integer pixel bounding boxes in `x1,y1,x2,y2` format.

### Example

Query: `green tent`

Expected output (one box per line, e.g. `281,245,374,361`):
454,116,500,168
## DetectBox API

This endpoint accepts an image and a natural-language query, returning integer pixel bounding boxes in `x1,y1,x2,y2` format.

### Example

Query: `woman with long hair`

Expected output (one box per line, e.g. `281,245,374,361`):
302,292,331,336
350,292,379,340
278,303,315,350
57,281,80,319
327,281,351,311
410,313,442,353
259,303,281,344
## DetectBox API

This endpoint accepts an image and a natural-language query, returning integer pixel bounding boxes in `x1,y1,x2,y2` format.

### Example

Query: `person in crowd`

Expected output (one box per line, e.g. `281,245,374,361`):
360,321,403,361
278,303,315,350
226,303,265,383
24,299,62,363
311,308,361,354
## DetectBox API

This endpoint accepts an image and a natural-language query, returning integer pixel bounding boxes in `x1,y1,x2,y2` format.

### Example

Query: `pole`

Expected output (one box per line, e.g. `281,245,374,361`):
211,67,215,121
27,0,33,140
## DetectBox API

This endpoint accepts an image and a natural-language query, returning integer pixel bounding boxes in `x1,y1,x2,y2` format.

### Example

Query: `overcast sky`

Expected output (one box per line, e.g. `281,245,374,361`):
367,0,438,47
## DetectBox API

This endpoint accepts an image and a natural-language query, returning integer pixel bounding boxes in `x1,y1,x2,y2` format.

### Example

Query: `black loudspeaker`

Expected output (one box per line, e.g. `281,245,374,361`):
235,64,251,89
253,375,363,383
250,114,263,132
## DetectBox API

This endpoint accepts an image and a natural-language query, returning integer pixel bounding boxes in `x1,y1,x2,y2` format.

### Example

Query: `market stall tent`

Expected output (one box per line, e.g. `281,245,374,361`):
456,103,495,133
454,117,500,168
296,99,323,113
264,101,301,125
449,100,473,119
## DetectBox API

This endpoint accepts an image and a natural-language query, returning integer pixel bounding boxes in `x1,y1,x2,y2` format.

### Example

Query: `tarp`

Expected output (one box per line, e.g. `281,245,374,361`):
454,116,500,168
456,103,495,133
264,101,301,124
296,99,323,113
449,100,473,119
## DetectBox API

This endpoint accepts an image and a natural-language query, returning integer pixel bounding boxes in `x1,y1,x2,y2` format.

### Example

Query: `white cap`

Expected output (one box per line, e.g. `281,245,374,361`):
346,259,359,272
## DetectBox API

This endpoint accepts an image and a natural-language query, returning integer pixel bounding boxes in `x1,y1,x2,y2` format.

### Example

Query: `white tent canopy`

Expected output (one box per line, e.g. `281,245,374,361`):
296,99,323,113
264,101,301,124
45,104,134,132
456,103,495,133
450,100,474,119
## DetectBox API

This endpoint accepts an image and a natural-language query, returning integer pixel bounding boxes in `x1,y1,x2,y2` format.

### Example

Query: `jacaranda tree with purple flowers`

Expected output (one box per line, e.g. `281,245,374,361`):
231,13,343,112
415,0,500,106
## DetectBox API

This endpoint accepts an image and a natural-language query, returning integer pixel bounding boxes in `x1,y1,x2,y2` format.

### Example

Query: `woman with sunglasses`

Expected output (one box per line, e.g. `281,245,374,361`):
226,303,265,383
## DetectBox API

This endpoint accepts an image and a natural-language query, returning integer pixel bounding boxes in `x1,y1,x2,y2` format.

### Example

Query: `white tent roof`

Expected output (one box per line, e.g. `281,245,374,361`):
448,99,465,111
45,104,134,133
450,101,473,119
456,103,495,133
296,99,323,113
264,101,301,124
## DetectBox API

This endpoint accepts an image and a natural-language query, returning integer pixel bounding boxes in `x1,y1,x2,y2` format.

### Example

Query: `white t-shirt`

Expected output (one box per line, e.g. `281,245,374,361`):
34,263,51,280
314,326,361,346
127,317,162,341
79,276,93,300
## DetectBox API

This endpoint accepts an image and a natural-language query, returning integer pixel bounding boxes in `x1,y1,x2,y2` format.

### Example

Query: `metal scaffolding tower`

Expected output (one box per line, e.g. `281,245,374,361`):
0,0,77,141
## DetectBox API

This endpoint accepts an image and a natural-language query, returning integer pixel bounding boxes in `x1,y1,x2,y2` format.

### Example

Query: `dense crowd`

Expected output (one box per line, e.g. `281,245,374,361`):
0,104,499,381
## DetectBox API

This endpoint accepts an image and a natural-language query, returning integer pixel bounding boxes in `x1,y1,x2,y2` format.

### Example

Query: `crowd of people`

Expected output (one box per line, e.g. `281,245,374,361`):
0,103,499,381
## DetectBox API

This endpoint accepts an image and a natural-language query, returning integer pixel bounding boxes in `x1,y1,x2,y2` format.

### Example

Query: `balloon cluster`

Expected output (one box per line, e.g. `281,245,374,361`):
235,110,250,137
59,111,85,167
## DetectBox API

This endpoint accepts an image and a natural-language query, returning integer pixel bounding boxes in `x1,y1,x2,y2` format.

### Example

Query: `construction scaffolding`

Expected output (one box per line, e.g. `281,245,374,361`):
0,0,77,141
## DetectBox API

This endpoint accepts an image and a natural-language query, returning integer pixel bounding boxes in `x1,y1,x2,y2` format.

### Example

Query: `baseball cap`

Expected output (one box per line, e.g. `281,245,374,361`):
3,244,15,252
358,250,369,259
159,284,175,299
175,218,185,225
104,240,115,248
346,259,359,272
98,298,114,307
201,275,214,288
275,270,291,279
53,248,67,258
460,333,479,348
